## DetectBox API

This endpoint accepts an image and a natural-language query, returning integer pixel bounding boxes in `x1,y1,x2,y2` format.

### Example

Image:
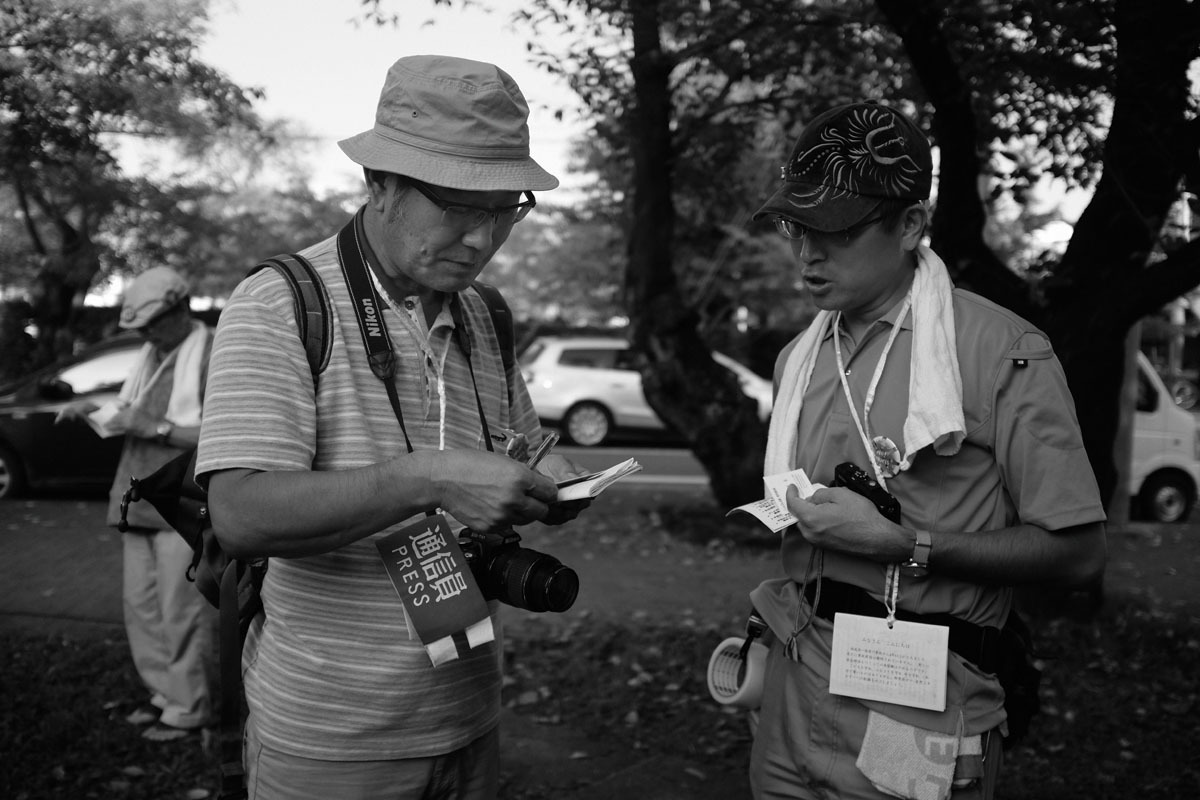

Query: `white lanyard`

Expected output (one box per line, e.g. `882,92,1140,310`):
832,293,911,625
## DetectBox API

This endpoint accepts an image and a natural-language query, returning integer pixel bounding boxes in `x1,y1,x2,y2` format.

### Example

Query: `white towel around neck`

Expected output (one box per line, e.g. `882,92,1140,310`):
118,320,208,427
764,244,965,476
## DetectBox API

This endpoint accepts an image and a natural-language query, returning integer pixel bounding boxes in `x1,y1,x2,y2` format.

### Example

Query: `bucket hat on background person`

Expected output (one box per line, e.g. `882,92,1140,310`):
338,54,558,192
119,267,190,330
753,101,933,232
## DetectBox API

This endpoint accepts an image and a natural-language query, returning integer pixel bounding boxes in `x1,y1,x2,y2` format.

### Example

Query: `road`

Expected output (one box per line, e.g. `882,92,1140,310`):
555,444,708,488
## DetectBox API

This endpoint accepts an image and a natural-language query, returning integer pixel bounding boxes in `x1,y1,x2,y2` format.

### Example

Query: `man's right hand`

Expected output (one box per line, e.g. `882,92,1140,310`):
54,400,99,424
430,450,558,532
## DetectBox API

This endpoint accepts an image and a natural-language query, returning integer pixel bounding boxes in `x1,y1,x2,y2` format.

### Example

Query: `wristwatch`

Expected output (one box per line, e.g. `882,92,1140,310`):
901,529,932,577
155,421,174,445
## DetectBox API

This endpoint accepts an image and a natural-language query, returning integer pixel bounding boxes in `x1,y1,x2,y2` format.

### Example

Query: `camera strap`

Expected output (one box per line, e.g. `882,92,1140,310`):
336,211,497,455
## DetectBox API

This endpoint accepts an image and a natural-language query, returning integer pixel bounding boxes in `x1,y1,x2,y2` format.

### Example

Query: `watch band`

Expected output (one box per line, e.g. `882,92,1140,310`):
901,529,932,576
910,528,932,568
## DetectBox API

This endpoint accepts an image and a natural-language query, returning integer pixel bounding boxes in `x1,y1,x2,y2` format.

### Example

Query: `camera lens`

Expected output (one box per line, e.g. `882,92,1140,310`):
489,547,579,613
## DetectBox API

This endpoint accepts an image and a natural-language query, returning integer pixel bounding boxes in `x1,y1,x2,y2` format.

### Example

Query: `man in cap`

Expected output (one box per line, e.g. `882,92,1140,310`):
196,55,590,798
745,102,1106,798
59,266,218,742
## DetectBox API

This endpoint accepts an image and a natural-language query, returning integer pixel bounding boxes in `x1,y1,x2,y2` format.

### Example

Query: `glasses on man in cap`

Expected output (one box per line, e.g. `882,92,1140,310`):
773,212,885,247
403,177,537,231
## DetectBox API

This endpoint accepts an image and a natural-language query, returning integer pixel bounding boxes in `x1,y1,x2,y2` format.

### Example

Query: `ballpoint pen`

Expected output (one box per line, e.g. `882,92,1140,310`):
526,430,560,470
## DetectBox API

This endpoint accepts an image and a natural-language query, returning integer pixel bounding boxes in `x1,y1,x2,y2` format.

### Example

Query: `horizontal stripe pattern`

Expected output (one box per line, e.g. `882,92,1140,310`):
197,232,537,759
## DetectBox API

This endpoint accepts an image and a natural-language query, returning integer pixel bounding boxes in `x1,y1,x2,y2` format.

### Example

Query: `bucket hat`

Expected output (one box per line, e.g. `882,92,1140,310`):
753,102,932,231
119,267,190,330
339,54,558,192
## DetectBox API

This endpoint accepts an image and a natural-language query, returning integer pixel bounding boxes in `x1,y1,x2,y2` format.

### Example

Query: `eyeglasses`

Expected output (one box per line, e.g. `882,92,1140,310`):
774,213,885,246
403,178,536,230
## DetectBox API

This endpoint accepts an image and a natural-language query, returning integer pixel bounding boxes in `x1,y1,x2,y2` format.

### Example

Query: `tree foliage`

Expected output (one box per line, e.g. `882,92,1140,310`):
366,0,1200,511
0,0,261,365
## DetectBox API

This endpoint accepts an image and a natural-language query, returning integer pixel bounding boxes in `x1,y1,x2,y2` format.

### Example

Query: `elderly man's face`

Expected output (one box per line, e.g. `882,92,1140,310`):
136,303,192,353
368,174,524,294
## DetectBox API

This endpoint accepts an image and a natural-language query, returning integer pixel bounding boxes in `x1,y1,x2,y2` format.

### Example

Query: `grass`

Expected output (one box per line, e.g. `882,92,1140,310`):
3,599,1197,799
4,496,1198,799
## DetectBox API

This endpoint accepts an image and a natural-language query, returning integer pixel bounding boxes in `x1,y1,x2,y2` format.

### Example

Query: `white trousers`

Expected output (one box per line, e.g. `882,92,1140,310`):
122,530,218,729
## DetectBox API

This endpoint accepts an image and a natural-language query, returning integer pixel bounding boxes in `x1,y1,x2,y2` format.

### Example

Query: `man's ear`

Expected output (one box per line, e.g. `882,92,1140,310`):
364,168,392,211
901,203,930,250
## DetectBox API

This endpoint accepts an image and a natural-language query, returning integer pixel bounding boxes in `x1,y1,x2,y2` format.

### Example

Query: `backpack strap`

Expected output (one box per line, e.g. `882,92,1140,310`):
471,280,515,379
249,254,332,379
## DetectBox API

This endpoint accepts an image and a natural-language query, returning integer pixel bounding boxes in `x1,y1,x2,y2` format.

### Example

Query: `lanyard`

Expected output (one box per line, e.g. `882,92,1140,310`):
832,293,911,626
336,210,497,457
786,295,913,654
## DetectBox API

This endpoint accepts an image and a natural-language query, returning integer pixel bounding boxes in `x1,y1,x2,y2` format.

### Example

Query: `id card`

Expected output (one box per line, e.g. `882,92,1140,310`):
376,514,493,667
828,613,949,711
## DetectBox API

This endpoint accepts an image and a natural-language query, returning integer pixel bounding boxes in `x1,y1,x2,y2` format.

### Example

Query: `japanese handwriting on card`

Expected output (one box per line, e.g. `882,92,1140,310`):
828,613,949,711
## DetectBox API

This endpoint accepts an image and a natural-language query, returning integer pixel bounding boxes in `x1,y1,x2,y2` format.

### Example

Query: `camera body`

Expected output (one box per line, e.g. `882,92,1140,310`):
458,528,579,613
833,462,902,523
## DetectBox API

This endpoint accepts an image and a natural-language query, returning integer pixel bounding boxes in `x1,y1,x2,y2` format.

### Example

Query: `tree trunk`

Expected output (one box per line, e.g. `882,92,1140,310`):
625,0,766,507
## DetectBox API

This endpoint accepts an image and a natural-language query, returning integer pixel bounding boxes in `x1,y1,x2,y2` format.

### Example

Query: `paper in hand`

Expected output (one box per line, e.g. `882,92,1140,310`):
85,401,128,439
727,468,825,533
555,457,642,502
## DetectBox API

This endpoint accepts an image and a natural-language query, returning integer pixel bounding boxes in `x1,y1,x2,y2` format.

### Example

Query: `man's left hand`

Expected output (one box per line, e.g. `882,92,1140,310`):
534,453,593,526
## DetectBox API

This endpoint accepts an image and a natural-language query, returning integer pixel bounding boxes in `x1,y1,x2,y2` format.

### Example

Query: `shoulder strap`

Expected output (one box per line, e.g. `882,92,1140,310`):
471,280,515,376
248,254,332,378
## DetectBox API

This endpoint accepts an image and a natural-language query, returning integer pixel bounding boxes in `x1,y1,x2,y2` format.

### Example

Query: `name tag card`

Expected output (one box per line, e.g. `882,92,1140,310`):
828,613,949,711
376,515,493,667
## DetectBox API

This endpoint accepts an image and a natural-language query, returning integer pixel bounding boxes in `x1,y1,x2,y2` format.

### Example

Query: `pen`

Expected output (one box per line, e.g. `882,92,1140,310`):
526,430,559,470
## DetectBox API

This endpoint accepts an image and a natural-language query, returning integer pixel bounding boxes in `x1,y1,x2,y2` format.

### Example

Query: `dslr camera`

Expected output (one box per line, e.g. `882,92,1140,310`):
458,528,579,613
833,462,902,523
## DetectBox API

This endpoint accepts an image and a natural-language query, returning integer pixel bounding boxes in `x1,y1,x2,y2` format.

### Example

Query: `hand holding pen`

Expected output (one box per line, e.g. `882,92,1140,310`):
526,430,559,470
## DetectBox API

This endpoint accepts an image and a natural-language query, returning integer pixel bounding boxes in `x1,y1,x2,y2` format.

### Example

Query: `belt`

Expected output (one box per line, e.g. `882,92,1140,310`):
804,578,1003,674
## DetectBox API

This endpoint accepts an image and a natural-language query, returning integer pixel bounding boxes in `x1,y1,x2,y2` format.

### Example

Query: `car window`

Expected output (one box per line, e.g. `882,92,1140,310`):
557,347,619,369
519,340,545,367
57,348,139,394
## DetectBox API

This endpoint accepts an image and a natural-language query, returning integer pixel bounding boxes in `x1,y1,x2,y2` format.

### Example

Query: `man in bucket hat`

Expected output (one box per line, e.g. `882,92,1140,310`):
745,102,1106,798
59,267,218,743
196,55,590,798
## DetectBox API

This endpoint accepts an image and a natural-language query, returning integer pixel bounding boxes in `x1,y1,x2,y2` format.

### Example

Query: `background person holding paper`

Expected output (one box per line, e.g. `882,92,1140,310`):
746,102,1106,799
195,56,590,799
57,266,218,743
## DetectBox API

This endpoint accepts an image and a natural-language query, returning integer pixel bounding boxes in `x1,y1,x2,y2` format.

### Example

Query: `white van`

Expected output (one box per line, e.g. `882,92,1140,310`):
1131,352,1200,522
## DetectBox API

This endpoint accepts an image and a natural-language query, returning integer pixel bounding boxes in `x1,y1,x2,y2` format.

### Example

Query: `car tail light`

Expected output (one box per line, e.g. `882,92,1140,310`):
1193,426,1200,460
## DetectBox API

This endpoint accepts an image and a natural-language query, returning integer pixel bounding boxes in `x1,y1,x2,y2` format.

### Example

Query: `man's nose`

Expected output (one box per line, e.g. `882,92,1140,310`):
461,215,498,248
792,233,824,263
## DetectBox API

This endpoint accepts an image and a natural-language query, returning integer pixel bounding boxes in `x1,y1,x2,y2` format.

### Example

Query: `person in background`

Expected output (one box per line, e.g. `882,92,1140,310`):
195,55,590,799
58,266,217,742
746,101,1106,799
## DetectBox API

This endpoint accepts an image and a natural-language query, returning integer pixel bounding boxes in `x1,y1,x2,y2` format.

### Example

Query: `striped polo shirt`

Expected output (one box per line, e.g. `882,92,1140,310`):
196,228,542,760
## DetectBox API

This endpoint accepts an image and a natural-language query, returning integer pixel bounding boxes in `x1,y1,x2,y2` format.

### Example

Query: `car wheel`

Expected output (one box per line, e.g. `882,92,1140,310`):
563,402,612,447
0,443,27,500
1138,471,1194,523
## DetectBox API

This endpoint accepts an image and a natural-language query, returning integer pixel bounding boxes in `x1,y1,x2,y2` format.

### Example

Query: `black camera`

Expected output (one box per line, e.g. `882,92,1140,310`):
458,529,579,613
833,462,902,523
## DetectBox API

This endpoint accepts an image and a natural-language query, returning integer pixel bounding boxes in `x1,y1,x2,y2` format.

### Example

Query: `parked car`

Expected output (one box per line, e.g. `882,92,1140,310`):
1131,351,1200,522
519,336,772,446
0,334,141,498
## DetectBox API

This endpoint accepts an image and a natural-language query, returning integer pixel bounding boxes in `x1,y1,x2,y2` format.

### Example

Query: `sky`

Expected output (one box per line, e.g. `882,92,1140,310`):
195,0,588,194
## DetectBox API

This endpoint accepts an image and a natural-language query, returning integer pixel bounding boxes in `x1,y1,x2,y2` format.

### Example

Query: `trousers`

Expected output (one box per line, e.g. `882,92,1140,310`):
122,529,217,729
